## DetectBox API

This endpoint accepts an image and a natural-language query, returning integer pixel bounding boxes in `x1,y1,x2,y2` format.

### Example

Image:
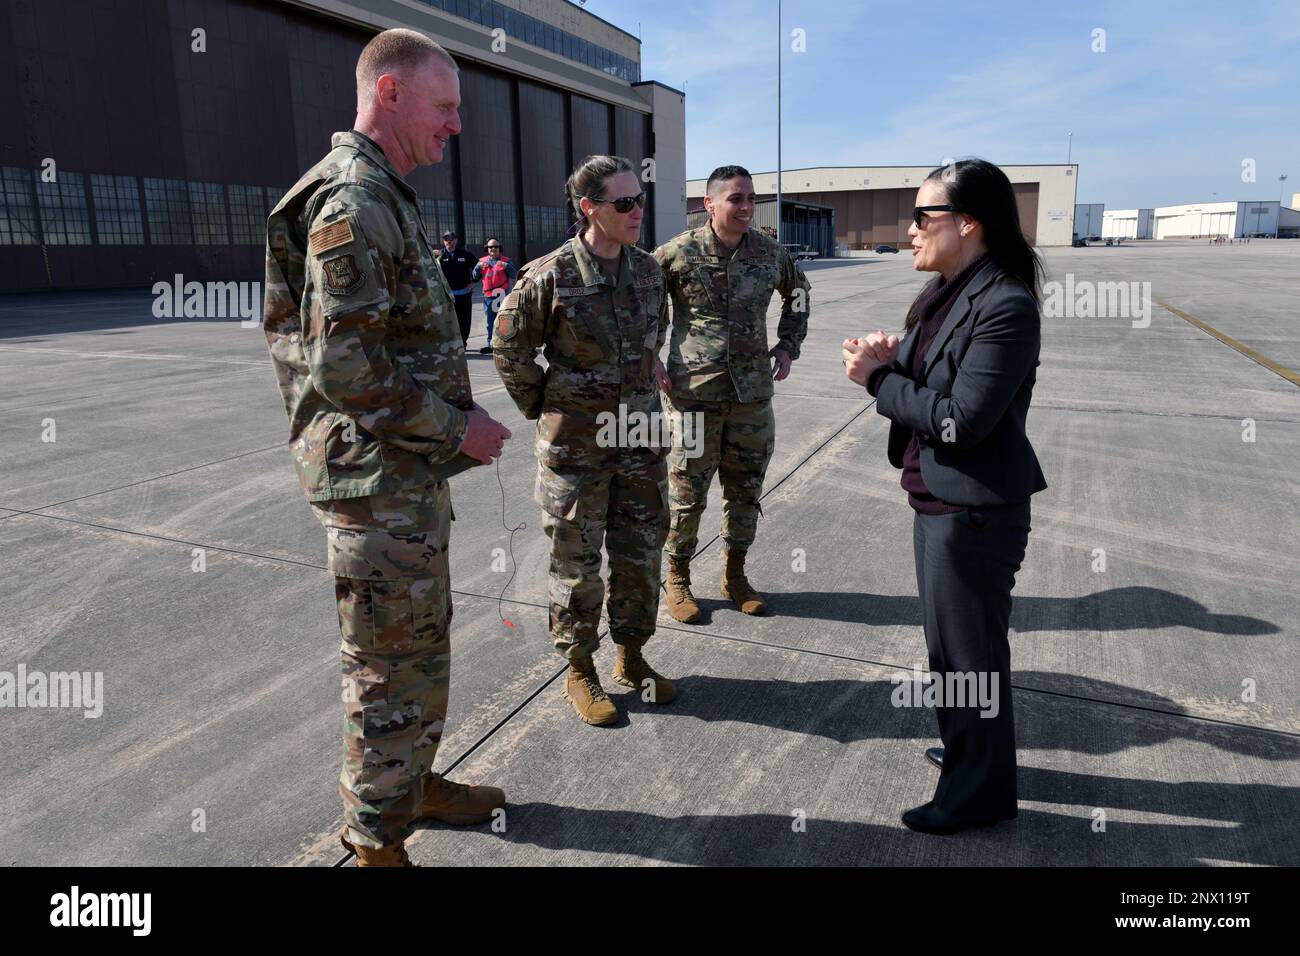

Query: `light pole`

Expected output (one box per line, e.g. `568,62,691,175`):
1067,131,1072,166
1280,173,1289,206
776,0,782,244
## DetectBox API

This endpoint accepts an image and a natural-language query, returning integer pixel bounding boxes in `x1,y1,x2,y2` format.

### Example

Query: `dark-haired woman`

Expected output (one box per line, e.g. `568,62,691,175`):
492,155,676,726
843,159,1048,835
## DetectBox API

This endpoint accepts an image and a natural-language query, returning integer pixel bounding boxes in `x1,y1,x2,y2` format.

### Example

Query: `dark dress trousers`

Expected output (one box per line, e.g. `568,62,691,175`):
874,259,1047,821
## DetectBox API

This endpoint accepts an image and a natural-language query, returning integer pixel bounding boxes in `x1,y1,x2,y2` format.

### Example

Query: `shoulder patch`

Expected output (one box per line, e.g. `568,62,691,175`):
495,311,516,340
309,219,354,256
322,253,364,294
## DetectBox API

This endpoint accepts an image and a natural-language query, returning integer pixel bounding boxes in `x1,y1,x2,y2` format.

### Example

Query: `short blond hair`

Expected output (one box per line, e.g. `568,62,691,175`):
356,28,457,103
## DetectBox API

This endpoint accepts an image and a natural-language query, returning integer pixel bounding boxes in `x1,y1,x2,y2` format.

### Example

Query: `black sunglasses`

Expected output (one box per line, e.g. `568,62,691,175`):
584,192,646,214
913,204,957,229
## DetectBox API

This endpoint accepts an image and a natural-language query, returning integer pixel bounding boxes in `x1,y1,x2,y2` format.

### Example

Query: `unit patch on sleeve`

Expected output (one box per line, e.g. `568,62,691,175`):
322,253,364,294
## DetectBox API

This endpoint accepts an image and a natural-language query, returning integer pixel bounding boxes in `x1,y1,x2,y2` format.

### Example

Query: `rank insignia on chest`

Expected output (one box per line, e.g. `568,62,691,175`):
322,254,364,294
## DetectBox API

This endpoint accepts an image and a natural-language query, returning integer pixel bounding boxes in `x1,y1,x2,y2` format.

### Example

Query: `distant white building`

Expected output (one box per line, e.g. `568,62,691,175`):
1152,201,1298,239
1102,208,1154,239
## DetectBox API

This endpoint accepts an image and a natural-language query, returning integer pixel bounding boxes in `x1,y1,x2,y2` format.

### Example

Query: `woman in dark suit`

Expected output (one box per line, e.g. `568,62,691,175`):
843,158,1047,835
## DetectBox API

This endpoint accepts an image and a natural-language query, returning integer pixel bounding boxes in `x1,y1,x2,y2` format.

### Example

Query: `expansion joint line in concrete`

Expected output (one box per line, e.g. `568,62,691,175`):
2,441,285,517
1158,300,1300,387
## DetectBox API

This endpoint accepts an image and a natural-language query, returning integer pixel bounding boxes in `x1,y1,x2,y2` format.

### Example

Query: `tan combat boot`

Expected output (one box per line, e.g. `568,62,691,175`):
721,547,767,615
418,773,505,825
664,556,701,623
340,832,416,867
564,655,619,726
612,643,678,704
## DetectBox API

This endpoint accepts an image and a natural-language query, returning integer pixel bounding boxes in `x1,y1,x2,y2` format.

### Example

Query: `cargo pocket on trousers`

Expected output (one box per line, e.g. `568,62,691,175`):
335,578,413,655
548,576,575,609
534,466,583,521
327,528,449,657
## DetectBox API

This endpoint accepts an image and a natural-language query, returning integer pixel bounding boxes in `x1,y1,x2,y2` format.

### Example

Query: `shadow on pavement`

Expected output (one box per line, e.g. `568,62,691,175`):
763,585,1278,635
615,670,1300,762
429,794,1298,865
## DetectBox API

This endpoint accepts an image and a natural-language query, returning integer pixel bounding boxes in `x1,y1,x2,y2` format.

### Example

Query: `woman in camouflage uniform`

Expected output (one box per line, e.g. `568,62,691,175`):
491,155,676,726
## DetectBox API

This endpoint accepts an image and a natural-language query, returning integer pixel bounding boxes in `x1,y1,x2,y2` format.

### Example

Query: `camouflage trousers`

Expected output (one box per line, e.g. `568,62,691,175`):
537,452,669,659
311,479,453,850
663,394,776,560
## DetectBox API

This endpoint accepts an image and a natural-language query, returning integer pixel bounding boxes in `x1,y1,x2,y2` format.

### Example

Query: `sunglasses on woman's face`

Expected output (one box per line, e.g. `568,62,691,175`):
913,204,957,229
585,192,647,214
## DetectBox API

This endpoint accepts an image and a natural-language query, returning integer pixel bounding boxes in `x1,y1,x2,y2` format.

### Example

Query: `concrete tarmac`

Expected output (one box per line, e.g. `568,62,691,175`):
1,239,1296,866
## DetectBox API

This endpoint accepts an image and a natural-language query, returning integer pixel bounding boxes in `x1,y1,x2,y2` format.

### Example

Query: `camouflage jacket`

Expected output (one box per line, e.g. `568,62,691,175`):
263,130,472,502
491,237,669,471
654,225,811,403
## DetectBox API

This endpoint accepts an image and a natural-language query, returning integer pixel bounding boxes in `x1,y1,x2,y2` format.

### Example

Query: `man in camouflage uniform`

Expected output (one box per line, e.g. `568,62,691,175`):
262,30,511,867
492,158,675,726
654,165,811,622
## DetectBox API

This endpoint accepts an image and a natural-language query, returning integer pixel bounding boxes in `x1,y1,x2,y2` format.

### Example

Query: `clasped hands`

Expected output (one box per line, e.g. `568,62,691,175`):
842,331,900,388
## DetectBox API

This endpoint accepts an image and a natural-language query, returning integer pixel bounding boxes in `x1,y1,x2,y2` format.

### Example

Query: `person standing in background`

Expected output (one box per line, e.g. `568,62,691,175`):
654,165,810,623
472,238,517,353
438,231,476,346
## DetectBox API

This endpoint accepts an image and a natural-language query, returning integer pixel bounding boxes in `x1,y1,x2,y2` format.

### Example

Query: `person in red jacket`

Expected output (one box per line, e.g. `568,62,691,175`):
472,238,518,353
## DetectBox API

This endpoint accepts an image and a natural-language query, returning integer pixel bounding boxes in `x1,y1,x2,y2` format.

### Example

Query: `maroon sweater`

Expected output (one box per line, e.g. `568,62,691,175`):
869,254,990,515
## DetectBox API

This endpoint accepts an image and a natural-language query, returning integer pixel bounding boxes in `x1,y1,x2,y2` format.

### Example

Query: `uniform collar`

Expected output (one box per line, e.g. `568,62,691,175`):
703,223,749,261
331,129,418,203
570,235,632,289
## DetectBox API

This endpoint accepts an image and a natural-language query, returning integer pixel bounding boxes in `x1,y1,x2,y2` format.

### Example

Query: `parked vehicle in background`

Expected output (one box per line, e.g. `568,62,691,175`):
782,243,817,261
874,244,899,254
1072,237,1088,247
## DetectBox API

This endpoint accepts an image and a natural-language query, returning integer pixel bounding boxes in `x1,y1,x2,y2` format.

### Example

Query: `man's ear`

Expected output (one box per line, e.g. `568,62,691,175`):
375,73,400,112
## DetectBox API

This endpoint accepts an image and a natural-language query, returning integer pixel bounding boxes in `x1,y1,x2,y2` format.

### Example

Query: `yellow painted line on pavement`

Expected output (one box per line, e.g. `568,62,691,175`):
1157,300,1300,388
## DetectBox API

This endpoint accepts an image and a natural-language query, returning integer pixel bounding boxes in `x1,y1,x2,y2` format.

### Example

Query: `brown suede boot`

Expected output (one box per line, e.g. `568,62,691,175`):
418,773,505,825
563,655,618,726
664,556,701,623
611,642,678,704
340,832,415,867
721,547,767,615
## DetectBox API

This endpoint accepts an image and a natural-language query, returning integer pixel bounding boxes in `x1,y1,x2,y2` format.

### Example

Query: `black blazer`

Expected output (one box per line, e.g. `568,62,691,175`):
875,259,1047,506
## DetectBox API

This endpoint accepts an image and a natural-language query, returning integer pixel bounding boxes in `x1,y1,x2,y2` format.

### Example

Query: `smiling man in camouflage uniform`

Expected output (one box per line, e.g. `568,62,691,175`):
263,29,512,867
654,165,811,622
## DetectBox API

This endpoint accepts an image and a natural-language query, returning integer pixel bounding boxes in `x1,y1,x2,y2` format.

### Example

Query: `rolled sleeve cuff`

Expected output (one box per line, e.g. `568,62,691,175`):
427,406,470,464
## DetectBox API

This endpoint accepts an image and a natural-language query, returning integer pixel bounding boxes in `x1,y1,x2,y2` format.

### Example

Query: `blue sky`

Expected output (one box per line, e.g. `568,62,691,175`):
589,0,1299,208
